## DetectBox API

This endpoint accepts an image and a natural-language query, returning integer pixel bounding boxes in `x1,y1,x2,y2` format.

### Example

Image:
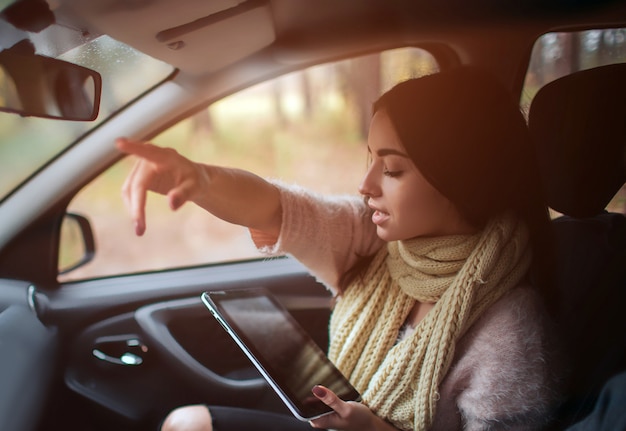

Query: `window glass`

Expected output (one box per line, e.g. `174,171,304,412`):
521,28,626,216
61,47,439,281
0,35,173,202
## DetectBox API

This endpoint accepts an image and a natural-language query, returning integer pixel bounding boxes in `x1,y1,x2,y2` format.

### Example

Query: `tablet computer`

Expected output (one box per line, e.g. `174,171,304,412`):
201,288,360,421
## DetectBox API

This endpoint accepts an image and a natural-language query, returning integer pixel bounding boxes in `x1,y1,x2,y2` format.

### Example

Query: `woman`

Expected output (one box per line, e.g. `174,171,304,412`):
117,67,560,431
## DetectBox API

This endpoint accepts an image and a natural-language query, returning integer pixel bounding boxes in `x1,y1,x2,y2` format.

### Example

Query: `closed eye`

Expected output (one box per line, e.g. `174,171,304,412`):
383,168,402,178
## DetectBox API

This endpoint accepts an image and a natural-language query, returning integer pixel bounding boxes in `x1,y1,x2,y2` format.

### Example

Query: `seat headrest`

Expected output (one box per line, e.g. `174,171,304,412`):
528,63,626,218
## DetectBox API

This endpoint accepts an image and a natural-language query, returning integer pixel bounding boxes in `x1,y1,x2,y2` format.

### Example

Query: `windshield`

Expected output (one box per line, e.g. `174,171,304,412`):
0,35,173,202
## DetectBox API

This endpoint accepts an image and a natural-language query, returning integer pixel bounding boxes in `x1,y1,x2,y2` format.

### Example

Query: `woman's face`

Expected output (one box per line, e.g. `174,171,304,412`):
359,110,477,241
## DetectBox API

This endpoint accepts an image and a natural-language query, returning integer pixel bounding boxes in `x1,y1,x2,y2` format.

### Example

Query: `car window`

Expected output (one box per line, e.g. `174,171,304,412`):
61,47,439,281
521,27,626,216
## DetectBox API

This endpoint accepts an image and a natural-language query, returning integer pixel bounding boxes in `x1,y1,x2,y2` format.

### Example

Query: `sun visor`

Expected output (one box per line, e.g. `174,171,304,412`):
59,0,275,76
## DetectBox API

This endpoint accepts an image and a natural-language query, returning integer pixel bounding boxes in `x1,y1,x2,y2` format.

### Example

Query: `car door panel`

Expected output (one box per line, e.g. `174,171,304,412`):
48,257,331,429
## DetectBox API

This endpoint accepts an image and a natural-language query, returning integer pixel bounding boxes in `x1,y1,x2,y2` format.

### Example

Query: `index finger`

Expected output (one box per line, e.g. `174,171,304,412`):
115,137,170,163
121,158,148,236
311,385,351,417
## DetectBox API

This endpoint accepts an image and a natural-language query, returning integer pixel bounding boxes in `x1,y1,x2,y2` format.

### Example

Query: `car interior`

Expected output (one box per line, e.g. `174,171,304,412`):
0,0,625,430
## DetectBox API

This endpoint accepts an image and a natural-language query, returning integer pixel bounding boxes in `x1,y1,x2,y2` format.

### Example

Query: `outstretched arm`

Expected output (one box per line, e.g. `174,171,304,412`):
116,138,282,238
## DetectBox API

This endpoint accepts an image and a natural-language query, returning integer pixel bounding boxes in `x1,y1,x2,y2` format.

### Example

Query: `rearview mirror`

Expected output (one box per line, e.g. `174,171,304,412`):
0,50,102,121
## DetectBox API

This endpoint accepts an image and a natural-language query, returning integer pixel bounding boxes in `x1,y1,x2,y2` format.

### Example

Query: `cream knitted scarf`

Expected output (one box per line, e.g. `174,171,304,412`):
328,214,531,430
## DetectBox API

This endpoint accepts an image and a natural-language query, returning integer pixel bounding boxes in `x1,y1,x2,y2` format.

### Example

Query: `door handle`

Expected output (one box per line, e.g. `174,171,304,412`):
92,335,148,366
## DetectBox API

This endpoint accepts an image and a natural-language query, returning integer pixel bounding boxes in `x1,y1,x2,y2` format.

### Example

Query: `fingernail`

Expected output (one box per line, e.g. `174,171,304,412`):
134,221,145,236
312,385,326,397
170,196,180,210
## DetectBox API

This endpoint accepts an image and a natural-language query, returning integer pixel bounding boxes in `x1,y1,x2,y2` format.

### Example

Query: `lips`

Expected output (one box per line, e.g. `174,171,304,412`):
369,203,390,225
372,210,390,225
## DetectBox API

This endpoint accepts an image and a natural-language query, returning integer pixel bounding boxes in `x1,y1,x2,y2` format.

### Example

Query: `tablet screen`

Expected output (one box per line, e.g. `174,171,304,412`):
202,289,360,420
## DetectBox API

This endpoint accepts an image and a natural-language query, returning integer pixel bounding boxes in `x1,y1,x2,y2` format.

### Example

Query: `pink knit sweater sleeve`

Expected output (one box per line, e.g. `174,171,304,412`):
252,182,384,292
431,286,561,430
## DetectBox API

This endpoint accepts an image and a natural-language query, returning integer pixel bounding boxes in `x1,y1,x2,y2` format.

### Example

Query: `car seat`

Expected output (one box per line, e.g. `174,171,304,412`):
527,63,626,428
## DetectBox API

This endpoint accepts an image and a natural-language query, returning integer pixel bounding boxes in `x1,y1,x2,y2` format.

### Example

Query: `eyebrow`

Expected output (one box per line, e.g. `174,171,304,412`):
368,147,411,158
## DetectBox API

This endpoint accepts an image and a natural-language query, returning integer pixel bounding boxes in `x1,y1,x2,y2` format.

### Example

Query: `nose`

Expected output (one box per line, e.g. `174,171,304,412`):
358,163,380,197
